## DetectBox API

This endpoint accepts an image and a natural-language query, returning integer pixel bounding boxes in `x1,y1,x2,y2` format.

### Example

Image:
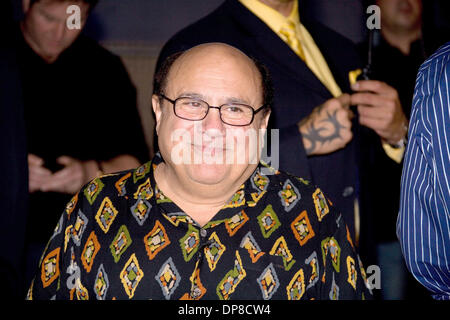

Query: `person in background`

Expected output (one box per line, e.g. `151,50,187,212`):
357,0,448,299
398,41,450,300
13,0,149,291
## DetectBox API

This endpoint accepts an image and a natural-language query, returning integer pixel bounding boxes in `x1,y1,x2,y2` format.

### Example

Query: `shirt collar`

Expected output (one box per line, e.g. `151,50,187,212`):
126,152,279,228
238,0,301,33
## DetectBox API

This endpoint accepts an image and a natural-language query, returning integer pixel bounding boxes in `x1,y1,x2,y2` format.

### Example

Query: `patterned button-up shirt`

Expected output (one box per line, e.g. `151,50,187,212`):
28,154,372,300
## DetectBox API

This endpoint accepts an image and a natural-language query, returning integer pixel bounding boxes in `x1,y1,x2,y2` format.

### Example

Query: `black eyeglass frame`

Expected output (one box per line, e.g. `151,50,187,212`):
159,94,267,127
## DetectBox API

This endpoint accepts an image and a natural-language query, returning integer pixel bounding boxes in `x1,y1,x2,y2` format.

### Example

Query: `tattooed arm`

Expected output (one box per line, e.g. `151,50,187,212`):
298,94,354,156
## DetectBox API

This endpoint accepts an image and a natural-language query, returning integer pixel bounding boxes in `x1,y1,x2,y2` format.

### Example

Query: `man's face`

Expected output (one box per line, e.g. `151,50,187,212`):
21,0,90,63
377,0,422,32
153,44,270,187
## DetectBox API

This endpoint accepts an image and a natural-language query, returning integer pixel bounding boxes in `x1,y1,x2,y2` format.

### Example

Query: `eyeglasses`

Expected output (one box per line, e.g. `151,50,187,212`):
159,94,267,126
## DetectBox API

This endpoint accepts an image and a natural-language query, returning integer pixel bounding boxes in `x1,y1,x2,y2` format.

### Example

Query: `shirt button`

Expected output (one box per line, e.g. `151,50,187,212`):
342,186,354,197
200,229,207,238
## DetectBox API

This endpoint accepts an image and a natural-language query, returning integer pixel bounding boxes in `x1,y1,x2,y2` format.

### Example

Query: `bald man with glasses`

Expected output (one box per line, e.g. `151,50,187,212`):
27,43,371,300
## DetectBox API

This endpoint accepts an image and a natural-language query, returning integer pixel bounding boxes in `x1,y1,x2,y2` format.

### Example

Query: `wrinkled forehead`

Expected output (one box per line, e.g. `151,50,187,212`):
166,44,263,101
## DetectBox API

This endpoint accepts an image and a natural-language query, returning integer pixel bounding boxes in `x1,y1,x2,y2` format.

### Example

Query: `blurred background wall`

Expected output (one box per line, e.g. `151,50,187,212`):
9,0,449,155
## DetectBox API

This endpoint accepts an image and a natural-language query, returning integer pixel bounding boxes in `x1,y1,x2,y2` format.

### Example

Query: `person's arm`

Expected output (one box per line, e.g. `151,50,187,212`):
397,48,450,300
351,80,408,163
298,94,354,156
38,155,140,195
26,191,83,300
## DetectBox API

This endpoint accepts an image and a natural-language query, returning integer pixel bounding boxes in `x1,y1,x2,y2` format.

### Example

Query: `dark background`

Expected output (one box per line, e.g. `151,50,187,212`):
7,0,449,154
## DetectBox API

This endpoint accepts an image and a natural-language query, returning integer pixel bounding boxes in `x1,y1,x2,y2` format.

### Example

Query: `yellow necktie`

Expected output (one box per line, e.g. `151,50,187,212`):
279,21,306,61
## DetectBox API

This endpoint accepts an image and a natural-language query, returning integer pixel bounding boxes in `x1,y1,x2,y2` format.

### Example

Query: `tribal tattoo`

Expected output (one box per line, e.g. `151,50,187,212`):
300,108,347,155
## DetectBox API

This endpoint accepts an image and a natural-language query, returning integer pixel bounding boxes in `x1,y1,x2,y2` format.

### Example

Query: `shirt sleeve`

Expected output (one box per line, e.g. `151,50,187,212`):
397,46,450,300
26,185,97,300
308,188,373,300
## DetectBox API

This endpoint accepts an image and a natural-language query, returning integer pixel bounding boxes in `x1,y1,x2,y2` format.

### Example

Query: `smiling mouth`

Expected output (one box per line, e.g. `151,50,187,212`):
192,144,230,152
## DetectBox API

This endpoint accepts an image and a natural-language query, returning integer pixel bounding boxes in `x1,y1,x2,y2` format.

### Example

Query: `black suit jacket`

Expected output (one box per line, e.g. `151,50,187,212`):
156,0,362,240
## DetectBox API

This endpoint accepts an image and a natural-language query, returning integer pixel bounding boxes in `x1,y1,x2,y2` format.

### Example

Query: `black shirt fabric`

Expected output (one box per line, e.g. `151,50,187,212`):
28,153,372,300
14,27,149,245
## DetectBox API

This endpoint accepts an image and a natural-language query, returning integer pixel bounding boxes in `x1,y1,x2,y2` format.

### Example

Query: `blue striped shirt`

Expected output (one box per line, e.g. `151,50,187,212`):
397,41,450,300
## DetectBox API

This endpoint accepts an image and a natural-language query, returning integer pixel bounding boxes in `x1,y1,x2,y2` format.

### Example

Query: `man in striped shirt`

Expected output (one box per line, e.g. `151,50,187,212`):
398,41,450,300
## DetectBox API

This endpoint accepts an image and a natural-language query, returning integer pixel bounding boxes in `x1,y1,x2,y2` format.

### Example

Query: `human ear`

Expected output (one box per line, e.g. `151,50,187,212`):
261,109,271,130
152,94,162,134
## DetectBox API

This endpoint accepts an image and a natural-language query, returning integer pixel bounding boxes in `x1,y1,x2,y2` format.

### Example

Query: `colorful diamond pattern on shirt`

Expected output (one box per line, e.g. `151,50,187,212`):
346,256,357,290
291,210,315,246
257,204,280,238
180,224,200,262
84,178,104,205
133,178,153,200
305,251,319,290
223,186,245,208
29,157,372,300
278,179,301,212
133,162,150,184
216,251,246,300
144,220,170,260
163,212,196,227
130,197,152,226
286,268,305,300
95,197,118,233
224,210,249,236
257,263,280,300
72,210,88,246
321,237,341,273
65,193,78,218
329,273,339,300
248,191,266,207
250,170,269,192
110,225,132,263
40,248,60,288
120,254,144,299
240,231,265,263
184,261,206,300
115,172,131,197
204,232,226,271
313,188,329,221
155,185,172,204
155,257,181,300
81,231,101,272
269,236,296,271
94,264,109,300
64,225,72,253
74,279,89,300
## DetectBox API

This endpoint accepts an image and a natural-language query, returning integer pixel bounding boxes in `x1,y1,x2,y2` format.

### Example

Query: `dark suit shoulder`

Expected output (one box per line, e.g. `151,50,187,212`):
156,0,253,70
